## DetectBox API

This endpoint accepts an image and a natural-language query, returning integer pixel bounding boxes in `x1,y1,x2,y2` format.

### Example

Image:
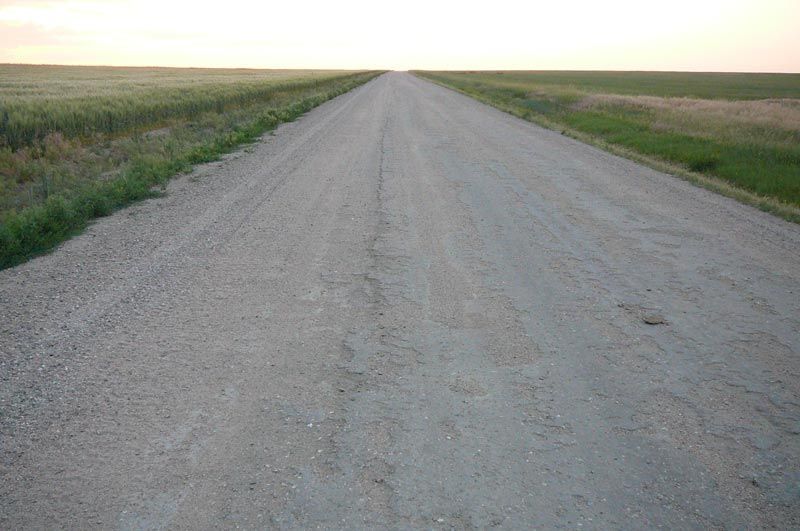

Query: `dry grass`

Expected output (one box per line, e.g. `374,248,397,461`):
572,94,800,140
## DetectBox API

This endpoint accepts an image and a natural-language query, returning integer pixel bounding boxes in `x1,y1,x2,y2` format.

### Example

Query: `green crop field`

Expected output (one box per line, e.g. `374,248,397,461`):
0,65,381,268
414,71,800,219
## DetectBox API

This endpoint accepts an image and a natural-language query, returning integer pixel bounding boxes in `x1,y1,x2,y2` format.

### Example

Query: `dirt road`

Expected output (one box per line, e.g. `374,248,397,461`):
1,72,799,528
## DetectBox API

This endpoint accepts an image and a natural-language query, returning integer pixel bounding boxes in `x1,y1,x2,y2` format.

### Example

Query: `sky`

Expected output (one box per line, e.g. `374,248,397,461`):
0,0,798,72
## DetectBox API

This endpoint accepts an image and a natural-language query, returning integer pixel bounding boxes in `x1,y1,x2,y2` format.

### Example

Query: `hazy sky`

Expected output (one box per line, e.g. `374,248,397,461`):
1,0,798,72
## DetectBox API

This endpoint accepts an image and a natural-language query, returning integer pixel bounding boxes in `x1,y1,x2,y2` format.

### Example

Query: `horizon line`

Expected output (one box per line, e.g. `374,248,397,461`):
2,62,799,75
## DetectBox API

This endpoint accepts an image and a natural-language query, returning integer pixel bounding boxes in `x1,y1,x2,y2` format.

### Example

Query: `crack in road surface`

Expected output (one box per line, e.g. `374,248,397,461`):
1,72,799,528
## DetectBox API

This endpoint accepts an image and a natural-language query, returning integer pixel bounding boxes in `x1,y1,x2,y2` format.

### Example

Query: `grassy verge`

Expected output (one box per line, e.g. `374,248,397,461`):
0,68,381,269
413,71,800,222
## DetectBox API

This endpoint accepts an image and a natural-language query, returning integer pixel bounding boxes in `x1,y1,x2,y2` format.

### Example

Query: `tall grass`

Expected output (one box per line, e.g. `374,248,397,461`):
0,66,381,268
0,66,353,149
415,71,800,219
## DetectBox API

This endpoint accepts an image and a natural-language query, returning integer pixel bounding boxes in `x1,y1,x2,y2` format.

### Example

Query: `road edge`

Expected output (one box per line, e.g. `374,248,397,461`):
411,72,800,224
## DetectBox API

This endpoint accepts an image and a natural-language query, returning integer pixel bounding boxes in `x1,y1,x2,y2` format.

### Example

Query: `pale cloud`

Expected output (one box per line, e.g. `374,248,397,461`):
0,0,798,71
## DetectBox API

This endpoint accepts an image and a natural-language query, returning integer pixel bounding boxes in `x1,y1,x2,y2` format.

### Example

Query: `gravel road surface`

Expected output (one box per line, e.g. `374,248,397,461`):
2,72,799,529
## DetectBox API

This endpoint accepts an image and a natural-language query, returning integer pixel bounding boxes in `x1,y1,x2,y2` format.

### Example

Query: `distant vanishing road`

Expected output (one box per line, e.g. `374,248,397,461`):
2,72,799,528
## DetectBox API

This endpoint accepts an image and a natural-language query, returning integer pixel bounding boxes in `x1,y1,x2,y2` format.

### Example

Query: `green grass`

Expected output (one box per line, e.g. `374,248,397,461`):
0,65,382,268
414,70,800,220
439,70,800,100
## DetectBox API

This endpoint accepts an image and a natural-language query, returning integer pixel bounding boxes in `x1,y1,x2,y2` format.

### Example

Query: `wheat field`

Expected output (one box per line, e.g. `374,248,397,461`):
0,65,380,267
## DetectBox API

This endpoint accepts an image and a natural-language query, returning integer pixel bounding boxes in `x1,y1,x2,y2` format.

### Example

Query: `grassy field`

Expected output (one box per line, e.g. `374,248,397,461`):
414,71,800,219
0,65,381,268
